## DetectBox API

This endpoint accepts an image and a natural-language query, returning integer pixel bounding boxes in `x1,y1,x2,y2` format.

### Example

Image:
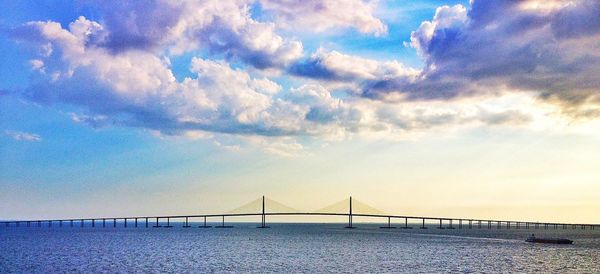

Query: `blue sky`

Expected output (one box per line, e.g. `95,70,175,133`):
2,0,600,222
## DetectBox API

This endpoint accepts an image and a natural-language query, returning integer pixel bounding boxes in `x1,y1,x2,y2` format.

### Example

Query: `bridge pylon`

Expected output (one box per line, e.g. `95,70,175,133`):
258,195,269,228
345,196,354,229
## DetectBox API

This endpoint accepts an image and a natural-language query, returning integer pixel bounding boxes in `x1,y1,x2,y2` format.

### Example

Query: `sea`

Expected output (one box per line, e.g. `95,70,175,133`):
1,223,599,273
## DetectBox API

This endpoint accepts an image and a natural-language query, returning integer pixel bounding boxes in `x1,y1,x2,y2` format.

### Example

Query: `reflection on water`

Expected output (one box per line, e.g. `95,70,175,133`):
1,223,599,272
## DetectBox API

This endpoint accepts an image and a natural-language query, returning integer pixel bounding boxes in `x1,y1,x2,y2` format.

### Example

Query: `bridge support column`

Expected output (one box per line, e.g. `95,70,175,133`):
507,222,510,229
145,217,148,228
400,217,410,229
103,219,106,228
216,215,233,228
164,218,173,228
448,219,454,229
459,219,462,229
420,218,427,229
469,220,472,229
135,218,138,228
183,217,191,228
380,217,395,229
92,219,95,228
59,220,62,227
199,216,211,228
153,217,161,228
114,218,117,228
124,218,127,228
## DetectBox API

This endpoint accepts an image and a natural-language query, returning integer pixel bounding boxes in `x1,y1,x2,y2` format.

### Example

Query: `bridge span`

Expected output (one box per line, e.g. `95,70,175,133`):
2,196,598,230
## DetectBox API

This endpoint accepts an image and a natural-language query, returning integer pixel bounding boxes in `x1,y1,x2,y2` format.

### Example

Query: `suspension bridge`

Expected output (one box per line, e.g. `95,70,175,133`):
2,196,598,230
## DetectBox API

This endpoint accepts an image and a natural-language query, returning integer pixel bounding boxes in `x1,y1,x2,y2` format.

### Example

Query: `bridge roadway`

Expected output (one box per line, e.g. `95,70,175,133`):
2,212,599,230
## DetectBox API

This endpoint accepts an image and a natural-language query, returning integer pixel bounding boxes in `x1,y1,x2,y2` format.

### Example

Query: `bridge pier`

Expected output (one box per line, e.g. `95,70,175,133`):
216,215,233,228
507,221,510,229
420,218,427,229
448,219,455,229
124,218,127,228
114,218,117,228
437,219,444,229
145,217,149,228
92,219,95,228
59,220,62,227
488,221,491,229
380,217,396,229
478,220,482,229
469,220,472,229
199,216,211,228
459,219,462,229
103,219,106,228
135,218,138,228
183,217,191,228
153,217,161,228
164,218,173,228
399,217,410,229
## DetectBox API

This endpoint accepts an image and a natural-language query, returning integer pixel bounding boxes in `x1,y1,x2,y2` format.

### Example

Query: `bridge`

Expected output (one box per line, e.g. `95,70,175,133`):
2,196,598,230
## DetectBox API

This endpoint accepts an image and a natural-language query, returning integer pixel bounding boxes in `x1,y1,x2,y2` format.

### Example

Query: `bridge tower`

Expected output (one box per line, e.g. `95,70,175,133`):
345,196,354,229
258,195,269,228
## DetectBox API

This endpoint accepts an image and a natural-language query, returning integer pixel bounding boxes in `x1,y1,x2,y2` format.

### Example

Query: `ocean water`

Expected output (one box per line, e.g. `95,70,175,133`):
1,223,599,273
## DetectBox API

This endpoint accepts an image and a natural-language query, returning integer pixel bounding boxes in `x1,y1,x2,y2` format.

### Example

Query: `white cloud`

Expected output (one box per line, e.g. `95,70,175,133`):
258,0,387,36
6,0,600,156
88,0,303,69
4,130,42,142
359,0,600,116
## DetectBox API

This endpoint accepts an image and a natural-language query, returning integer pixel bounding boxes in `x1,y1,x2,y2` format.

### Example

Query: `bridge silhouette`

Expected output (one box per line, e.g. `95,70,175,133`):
2,196,598,230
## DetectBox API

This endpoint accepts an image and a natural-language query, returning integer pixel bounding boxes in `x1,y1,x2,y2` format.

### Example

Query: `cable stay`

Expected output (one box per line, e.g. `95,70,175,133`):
312,197,387,215
227,196,299,214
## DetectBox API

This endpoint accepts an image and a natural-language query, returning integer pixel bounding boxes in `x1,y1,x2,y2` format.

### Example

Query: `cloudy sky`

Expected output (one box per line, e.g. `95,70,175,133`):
1,0,600,223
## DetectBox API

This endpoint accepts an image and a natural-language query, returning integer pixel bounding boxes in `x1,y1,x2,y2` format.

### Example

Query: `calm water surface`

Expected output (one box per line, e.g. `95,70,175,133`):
1,223,599,273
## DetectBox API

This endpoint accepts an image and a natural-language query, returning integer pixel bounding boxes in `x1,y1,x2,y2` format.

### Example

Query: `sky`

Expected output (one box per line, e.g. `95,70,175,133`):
1,0,600,223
